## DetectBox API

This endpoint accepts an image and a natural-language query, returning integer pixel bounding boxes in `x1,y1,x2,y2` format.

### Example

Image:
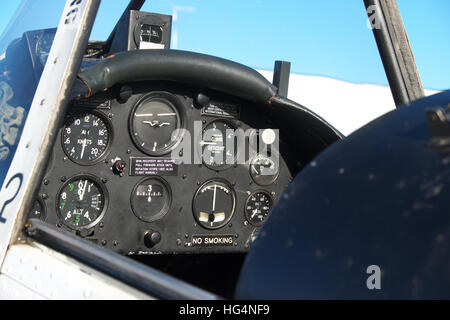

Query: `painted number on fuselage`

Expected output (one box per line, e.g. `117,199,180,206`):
0,173,23,223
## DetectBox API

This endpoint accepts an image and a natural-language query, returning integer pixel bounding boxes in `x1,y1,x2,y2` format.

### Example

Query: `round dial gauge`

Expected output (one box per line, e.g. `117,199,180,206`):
29,199,46,221
201,120,237,170
245,190,273,227
131,177,172,223
57,175,108,230
250,154,279,186
193,179,236,230
62,111,111,165
130,92,185,156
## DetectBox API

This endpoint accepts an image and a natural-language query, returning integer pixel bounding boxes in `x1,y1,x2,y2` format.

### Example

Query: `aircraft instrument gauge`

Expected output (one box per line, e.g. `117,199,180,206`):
131,177,172,223
245,190,273,227
129,92,185,156
200,120,237,170
193,179,236,229
62,111,112,165
29,199,46,221
57,175,108,230
250,154,279,186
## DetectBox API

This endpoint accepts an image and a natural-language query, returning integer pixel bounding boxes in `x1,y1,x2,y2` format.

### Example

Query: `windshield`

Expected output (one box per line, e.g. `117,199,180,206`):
0,0,65,189
90,0,449,91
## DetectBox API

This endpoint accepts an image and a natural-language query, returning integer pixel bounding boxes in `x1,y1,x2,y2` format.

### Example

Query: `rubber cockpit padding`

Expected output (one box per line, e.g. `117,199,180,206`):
77,49,278,104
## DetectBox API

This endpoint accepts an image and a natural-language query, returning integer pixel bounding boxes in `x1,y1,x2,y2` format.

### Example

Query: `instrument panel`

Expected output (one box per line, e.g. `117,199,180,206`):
33,82,299,255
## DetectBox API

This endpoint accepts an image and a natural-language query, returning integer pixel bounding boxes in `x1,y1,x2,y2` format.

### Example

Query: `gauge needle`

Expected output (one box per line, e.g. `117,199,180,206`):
78,180,88,201
80,138,87,159
212,184,217,213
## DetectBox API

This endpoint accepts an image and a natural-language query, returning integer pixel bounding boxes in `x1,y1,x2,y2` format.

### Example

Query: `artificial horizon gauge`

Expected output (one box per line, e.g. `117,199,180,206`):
131,177,172,223
200,119,237,170
56,175,108,230
129,92,185,156
62,111,112,165
245,190,273,227
250,154,279,186
193,179,236,229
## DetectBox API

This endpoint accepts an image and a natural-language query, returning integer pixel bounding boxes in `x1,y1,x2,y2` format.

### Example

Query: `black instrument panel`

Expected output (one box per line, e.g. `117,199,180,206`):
35,81,299,255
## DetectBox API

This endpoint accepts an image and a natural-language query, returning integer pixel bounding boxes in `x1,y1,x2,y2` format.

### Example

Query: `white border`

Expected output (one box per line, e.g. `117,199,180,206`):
0,0,95,265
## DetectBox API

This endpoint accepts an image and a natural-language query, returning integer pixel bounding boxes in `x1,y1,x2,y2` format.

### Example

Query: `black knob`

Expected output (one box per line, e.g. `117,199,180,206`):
144,231,161,248
195,93,210,109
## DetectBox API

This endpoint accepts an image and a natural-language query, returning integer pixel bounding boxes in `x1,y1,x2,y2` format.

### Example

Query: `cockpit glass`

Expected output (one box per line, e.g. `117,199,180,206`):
0,0,65,189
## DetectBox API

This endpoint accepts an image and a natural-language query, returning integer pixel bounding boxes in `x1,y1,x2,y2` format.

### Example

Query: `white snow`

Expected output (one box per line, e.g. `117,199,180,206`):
258,70,439,136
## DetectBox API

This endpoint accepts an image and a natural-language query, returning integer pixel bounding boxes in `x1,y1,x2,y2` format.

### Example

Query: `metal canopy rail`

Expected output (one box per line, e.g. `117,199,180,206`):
26,219,221,300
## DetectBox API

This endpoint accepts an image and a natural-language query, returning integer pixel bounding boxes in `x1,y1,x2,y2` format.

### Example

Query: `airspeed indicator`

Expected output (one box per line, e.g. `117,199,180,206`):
62,111,111,165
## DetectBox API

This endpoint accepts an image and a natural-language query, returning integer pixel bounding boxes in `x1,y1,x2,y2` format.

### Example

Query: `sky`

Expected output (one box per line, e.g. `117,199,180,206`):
0,0,448,91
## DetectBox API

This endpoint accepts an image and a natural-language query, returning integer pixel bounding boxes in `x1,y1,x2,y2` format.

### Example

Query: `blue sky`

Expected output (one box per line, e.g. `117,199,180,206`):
0,0,448,90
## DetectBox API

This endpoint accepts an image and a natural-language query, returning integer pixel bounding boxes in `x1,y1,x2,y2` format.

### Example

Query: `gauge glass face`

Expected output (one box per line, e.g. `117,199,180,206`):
245,191,273,227
131,177,172,223
130,93,183,156
29,199,46,221
193,179,236,229
250,154,279,186
62,111,111,165
57,176,106,229
201,120,236,170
